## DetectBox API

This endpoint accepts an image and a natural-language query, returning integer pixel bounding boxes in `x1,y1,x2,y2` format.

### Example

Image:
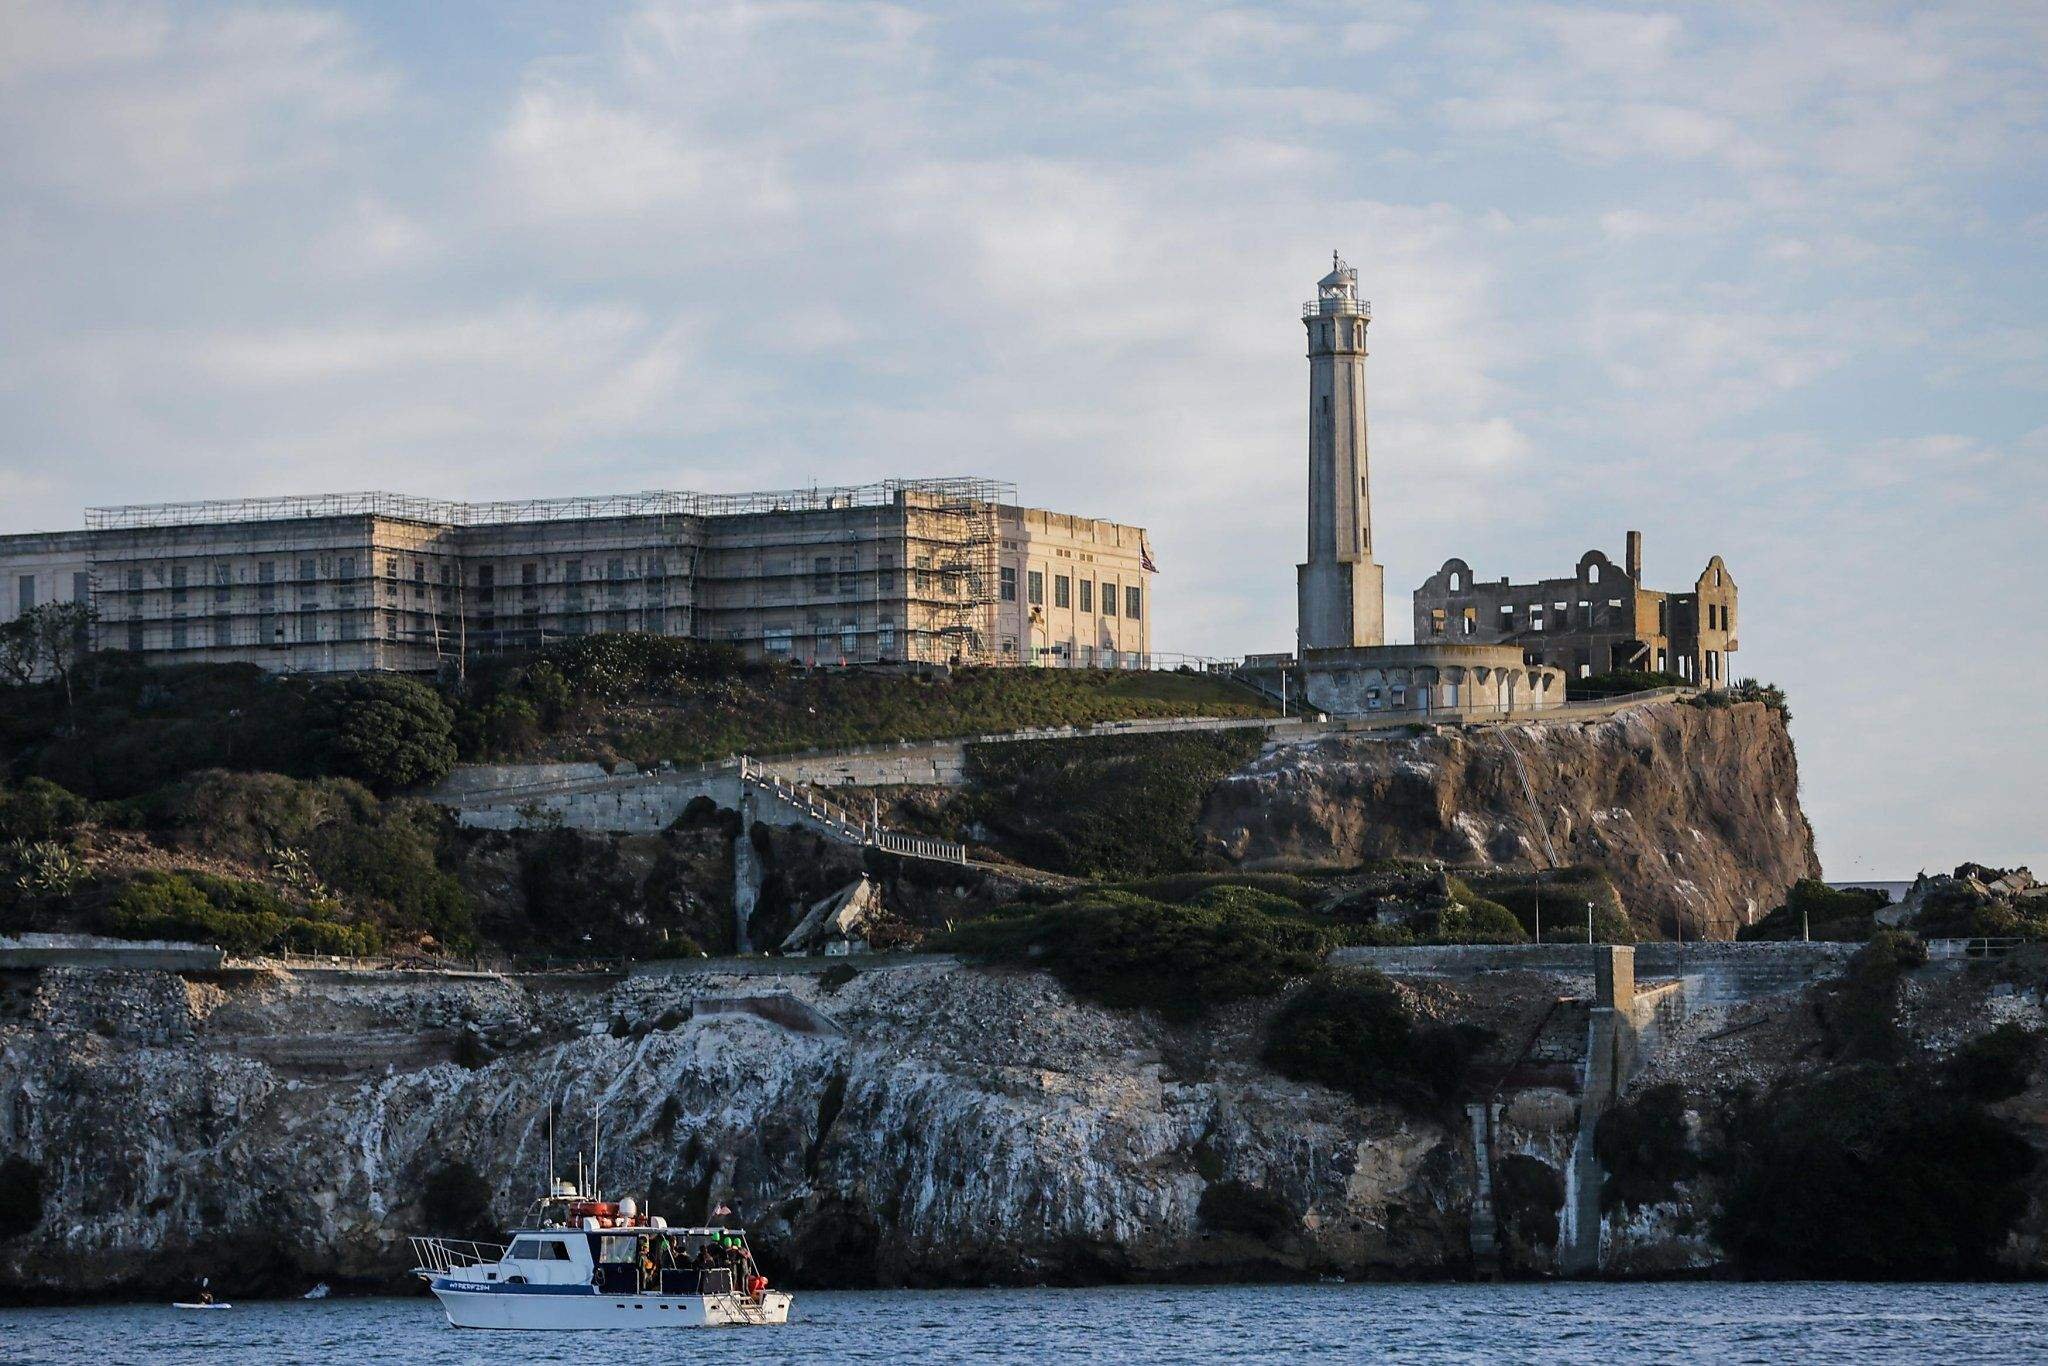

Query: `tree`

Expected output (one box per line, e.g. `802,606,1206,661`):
0,603,96,706
315,675,458,794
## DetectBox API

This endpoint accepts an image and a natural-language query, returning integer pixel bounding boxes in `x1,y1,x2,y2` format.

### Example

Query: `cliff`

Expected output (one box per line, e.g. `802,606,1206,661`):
1199,699,1818,939
0,961,1489,1298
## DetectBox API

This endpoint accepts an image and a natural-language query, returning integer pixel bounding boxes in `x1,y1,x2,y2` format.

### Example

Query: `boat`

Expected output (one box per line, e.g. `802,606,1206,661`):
410,1122,791,1330
172,1302,232,1311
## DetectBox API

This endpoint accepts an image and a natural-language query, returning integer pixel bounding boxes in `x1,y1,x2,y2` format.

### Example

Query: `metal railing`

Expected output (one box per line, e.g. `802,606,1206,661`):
1302,297,1371,319
738,756,970,866
410,1236,507,1274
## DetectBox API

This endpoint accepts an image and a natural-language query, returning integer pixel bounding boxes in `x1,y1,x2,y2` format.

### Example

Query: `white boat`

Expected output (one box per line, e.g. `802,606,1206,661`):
172,1302,231,1311
411,1151,791,1330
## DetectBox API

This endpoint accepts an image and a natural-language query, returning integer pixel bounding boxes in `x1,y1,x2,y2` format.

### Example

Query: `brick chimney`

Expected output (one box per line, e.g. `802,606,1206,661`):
1625,530,1642,582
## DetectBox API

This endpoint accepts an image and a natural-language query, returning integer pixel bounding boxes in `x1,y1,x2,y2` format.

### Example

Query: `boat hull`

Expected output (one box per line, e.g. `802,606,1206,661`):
430,1281,792,1329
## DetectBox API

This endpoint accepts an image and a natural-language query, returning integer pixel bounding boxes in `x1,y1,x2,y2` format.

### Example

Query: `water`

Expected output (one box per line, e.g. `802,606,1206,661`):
4,1282,2045,1364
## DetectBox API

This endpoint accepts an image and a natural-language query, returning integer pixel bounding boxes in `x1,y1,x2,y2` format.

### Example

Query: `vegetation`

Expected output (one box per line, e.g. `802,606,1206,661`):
0,777,91,841
0,603,96,706
1815,930,1926,1063
1565,669,1690,701
453,635,1271,767
959,729,1266,879
1469,866,1635,944
0,1155,44,1240
1947,1023,2042,1103
1262,968,1494,1113
98,870,383,956
935,887,1329,1019
1593,1083,1700,1212
1738,879,1891,943
314,675,458,795
1710,1061,2035,1279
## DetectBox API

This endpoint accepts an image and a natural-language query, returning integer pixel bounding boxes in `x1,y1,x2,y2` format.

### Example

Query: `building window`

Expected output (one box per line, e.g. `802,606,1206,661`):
300,558,317,582
383,611,397,639
297,608,318,643
1125,585,1141,620
341,612,360,642
213,616,232,647
170,565,188,606
476,564,493,604
259,561,276,605
879,554,896,593
126,569,142,593
1053,575,1070,609
1102,582,1117,617
841,619,857,655
127,621,143,651
565,561,583,602
763,628,793,655
838,555,857,596
999,566,1016,602
1079,579,1093,614
878,625,896,658
412,561,426,599
1027,571,1044,607
521,563,539,600
812,556,833,594
1461,608,1476,636
1430,609,1446,636
1365,688,1382,709
212,564,231,603
17,575,35,614
1530,612,1544,632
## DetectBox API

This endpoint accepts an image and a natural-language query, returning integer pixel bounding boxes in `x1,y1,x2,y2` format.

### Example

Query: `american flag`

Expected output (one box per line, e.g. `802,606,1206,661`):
1140,536,1158,574
712,1204,732,1218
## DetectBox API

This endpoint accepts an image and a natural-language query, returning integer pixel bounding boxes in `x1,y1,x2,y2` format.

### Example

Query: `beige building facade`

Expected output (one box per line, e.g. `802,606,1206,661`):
0,479,1153,676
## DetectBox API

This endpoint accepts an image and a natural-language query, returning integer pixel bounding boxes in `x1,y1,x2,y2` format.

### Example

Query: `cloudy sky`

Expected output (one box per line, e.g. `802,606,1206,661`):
2,0,2043,877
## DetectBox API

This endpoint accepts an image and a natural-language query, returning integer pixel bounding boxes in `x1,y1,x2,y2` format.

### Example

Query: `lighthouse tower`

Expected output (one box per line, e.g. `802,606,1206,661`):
1296,253,1385,651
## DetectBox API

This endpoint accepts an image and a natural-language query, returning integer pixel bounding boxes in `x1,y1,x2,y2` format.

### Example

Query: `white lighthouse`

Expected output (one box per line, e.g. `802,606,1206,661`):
1296,253,1385,651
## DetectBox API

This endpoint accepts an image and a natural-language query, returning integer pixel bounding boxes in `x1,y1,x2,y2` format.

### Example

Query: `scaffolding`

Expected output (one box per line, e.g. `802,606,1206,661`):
73,478,1016,671
83,478,1012,532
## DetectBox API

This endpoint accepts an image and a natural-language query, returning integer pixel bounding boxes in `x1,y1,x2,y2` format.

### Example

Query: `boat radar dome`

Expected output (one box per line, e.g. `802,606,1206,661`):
619,1197,638,1219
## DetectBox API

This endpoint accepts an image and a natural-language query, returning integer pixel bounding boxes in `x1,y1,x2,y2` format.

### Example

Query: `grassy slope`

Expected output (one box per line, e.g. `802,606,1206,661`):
515,667,1274,767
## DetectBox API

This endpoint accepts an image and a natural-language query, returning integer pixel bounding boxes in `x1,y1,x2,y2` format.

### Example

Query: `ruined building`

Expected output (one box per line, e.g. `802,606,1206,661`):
1412,531,1738,686
0,479,1153,675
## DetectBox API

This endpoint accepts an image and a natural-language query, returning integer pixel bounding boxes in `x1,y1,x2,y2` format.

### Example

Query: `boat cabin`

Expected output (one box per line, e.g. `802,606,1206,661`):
447,1226,760,1298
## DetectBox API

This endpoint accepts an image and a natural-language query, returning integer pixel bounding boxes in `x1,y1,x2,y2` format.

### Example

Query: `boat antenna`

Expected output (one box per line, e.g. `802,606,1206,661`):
546,1102,555,1199
593,1106,601,1201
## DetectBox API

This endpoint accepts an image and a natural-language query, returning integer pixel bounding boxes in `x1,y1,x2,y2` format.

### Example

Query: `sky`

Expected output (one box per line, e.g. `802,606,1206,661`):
1,0,2043,878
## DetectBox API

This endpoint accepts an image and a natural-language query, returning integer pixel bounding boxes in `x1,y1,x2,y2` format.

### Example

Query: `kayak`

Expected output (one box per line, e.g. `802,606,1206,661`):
173,1302,232,1310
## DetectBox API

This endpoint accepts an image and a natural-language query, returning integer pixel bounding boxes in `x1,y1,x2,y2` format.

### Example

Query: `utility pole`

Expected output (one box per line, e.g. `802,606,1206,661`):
1586,900,1594,945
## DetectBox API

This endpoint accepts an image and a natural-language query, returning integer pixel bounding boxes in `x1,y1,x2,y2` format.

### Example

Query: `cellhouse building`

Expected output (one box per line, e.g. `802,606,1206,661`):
0,478,1155,675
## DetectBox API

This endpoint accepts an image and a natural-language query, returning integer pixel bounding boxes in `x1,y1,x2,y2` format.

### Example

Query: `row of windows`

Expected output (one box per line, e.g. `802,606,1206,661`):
1003,568,1142,620
12,572,91,616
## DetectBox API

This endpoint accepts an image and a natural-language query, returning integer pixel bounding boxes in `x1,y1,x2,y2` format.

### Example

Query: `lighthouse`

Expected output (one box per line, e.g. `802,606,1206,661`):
1296,252,1385,651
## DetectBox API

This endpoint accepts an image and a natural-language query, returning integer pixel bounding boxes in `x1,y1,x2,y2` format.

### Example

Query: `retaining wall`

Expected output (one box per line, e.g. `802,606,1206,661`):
0,934,225,972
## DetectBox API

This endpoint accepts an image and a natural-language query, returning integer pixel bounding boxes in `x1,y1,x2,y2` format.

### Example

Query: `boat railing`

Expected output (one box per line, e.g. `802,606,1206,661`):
409,1235,508,1274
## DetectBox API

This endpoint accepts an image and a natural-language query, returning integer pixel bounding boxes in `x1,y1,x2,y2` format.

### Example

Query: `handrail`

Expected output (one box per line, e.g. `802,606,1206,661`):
410,1235,508,1274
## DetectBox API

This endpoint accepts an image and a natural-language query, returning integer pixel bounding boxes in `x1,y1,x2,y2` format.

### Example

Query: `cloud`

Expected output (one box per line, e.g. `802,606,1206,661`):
0,1,393,205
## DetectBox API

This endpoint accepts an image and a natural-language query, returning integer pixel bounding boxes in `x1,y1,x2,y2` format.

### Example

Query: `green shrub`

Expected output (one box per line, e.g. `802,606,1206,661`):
314,675,457,794
1738,879,1889,942
96,870,382,956
0,778,90,841
1816,930,1925,1063
0,1155,44,1239
1594,1083,1699,1211
1566,669,1689,701
1948,1024,2042,1103
1262,968,1495,1113
1433,895,1528,944
1473,867,1635,944
960,729,1265,879
1711,1063,2035,1278
936,890,1328,1019
1108,871,1323,908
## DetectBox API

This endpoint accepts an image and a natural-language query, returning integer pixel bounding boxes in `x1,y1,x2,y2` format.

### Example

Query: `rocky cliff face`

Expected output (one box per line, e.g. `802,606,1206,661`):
0,962,1493,1298
1199,699,1818,939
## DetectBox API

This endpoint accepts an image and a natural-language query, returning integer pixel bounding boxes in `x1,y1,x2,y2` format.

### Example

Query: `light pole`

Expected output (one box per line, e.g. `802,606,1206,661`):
1586,900,1594,944
1534,885,1542,945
